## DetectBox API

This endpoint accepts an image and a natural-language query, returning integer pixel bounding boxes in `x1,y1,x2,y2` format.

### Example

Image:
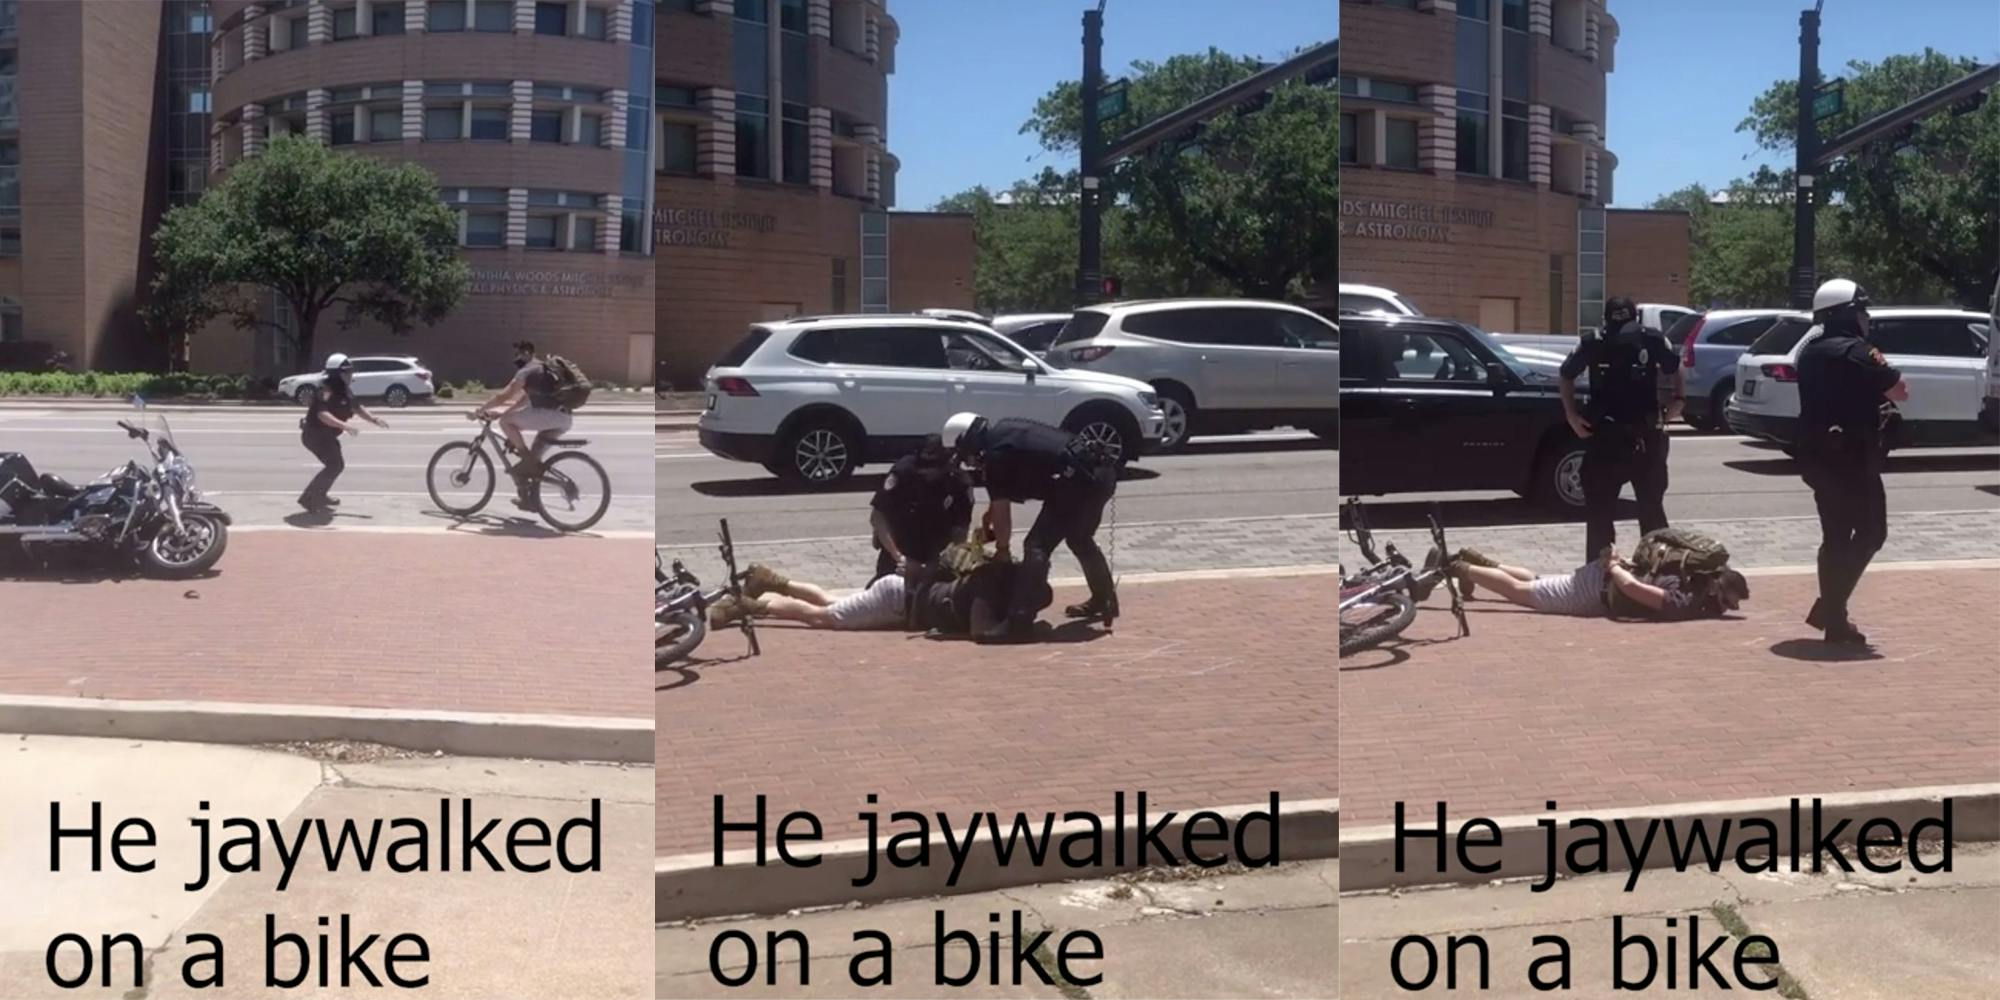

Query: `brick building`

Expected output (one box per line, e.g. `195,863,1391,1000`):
1337,0,1687,334
200,0,659,385
656,0,973,390
0,1,199,371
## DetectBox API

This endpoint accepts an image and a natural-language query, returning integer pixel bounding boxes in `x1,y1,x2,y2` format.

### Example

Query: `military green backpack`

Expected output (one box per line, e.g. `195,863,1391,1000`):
1604,527,1733,618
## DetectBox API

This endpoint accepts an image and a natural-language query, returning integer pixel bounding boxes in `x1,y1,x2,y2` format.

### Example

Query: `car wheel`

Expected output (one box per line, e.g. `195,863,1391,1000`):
384,384,411,408
1533,438,1589,510
780,419,858,488
1063,407,1137,466
1698,380,1735,433
1152,385,1195,452
294,385,319,407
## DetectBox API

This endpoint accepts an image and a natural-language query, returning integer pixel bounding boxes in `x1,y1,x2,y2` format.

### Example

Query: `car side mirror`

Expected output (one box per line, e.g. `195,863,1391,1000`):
1485,362,1509,392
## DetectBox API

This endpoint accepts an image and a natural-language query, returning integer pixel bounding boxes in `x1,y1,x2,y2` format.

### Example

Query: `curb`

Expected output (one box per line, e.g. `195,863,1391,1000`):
1338,784,2000,893
656,796,1337,923
0,694,653,764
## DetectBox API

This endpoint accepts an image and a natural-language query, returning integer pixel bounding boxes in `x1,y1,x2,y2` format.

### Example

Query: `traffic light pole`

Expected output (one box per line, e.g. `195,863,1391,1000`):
1791,3,1821,310
1077,4,1106,307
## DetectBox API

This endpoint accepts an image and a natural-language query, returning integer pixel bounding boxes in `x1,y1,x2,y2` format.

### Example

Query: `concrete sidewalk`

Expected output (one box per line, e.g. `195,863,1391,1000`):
658,860,1339,998
658,572,1338,860
1341,843,2000,998
0,734,654,998
0,531,654,721
1340,566,2000,833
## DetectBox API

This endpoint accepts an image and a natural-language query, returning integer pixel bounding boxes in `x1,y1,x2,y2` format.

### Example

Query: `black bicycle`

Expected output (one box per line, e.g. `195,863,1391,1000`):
1338,498,1468,656
657,518,761,665
425,414,611,532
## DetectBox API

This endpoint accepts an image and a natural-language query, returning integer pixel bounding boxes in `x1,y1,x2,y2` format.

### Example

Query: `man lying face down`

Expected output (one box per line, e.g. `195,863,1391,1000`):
707,556,1054,642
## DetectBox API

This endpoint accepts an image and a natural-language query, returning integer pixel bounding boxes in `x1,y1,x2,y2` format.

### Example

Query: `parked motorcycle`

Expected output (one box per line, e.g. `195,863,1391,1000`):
0,400,231,577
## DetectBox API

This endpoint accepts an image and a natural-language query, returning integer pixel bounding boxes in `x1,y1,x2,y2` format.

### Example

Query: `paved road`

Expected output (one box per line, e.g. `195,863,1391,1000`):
658,429,1338,585
0,406,654,533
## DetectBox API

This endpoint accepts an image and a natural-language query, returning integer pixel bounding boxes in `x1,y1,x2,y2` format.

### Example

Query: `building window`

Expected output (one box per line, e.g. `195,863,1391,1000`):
535,2,570,35
661,122,697,174
860,211,889,312
370,107,402,142
580,113,604,146
1457,94,1490,175
288,16,310,49
0,300,20,341
469,106,509,140
525,215,560,249
373,2,407,35
572,216,598,251
0,226,18,259
584,5,609,38
188,87,211,113
1548,254,1565,333
1338,113,1358,164
658,84,697,108
1577,209,1605,332
425,106,463,139
530,110,564,143
1456,1,1492,176
330,111,358,145
781,104,809,184
464,212,505,247
0,140,17,214
331,6,359,39
428,1,467,30
1385,118,1419,169
1502,101,1529,180
474,0,512,31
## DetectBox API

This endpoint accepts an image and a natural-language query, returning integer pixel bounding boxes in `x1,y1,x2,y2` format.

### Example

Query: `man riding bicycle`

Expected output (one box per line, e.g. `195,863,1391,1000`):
475,340,572,506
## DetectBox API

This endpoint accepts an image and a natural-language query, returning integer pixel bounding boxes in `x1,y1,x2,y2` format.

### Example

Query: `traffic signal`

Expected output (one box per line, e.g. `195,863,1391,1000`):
1100,276,1122,299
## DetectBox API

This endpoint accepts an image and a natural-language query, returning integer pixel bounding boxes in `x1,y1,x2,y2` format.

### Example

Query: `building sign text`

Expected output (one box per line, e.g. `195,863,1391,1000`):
1339,198,1496,244
653,207,779,249
469,268,644,298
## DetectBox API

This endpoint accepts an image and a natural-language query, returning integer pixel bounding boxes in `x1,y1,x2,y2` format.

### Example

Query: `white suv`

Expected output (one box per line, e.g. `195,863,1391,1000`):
1727,307,1994,446
277,355,434,407
1045,299,1338,451
1338,283,1423,317
697,315,1165,487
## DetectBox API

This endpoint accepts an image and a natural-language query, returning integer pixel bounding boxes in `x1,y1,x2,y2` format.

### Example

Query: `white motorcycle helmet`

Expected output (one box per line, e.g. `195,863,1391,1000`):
942,411,985,452
1811,278,1871,317
323,352,353,372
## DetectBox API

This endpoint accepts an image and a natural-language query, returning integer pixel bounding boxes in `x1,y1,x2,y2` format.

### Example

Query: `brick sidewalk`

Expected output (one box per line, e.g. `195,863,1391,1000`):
0,532,653,719
655,573,1338,856
1340,567,2000,829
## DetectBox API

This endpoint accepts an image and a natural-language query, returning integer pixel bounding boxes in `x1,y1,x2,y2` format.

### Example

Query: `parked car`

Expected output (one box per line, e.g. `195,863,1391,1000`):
989,312,1073,358
919,308,990,324
1045,299,1339,452
1726,307,1994,447
1637,303,1698,337
1340,314,1589,510
1985,273,1999,430
277,355,434,407
1338,283,1423,317
696,314,1165,487
1662,309,1794,431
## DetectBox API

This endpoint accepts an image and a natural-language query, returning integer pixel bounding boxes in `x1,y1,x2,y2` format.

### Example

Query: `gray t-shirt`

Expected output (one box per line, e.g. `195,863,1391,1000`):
517,360,559,410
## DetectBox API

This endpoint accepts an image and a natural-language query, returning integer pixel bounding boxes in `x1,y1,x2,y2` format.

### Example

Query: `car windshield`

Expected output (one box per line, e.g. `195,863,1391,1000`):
1748,317,1815,356
1456,322,1542,380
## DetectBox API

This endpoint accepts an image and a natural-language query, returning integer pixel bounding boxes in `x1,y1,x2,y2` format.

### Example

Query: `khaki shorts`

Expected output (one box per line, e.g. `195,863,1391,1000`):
503,407,573,435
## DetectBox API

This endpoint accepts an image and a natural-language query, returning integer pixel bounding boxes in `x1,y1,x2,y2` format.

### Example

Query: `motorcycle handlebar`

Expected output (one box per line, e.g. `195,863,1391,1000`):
116,420,149,441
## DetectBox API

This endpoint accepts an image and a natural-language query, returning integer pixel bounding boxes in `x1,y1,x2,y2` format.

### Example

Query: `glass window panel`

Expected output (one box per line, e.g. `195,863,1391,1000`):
780,0,804,31
464,187,507,203
662,122,696,173
1386,118,1419,168
1339,113,1358,163
657,85,697,107
735,112,769,178
862,234,887,255
288,16,309,48
332,7,358,39
580,112,603,146
1580,231,1604,253
370,108,401,141
530,110,564,142
1339,75,1358,95
1580,274,1605,301
1503,30,1528,100
736,0,767,22
474,0,511,30
1456,111,1489,174
373,2,406,34
1456,16,1488,92
535,84,567,100
734,20,768,96
428,2,466,30
632,0,653,40
535,2,568,34
1502,0,1527,30
861,256,887,280
525,215,559,248
425,81,465,97
782,31,809,105
470,82,511,96
1502,117,1528,180
584,6,608,38
1373,81,1419,103
424,106,463,139
782,119,808,183
527,190,560,205
469,106,508,139
329,111,356,145
464,212,505,247
572,216,598,250
620,208,643,252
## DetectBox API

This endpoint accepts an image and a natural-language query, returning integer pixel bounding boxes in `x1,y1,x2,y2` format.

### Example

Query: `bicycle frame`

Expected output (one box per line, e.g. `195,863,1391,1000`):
1338,498,1470,642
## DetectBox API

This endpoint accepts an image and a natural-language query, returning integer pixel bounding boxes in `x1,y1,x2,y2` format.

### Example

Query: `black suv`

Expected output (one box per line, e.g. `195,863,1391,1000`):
1340,315,1589,509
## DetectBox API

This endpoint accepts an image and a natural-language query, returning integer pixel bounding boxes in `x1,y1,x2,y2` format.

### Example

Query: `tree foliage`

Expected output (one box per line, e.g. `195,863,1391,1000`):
148,135,470,367
1009,48,1339,301
1735,49,1999,307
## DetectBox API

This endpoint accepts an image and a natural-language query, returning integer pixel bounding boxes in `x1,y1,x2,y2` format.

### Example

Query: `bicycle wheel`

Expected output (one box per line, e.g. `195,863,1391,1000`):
535,451,611,532
658,609,706,665
426,441,495,517
1339,592,1417,656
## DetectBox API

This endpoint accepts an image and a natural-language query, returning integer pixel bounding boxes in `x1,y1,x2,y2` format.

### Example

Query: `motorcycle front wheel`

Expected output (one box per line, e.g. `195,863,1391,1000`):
657,609,706,665
141,513,228,578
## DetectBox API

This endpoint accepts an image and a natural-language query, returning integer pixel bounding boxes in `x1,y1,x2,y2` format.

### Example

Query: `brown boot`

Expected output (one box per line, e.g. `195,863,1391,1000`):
741,564,789,598
707,594,768,629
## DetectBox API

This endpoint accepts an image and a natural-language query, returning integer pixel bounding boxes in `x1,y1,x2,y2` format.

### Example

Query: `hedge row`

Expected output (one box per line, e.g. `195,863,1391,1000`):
0,371,283,400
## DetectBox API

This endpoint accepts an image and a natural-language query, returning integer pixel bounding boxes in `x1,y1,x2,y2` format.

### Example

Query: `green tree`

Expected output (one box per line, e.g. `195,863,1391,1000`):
1738,49,1998,306
149,135,470,367
1650,174,1847,309
1022,49,1339,300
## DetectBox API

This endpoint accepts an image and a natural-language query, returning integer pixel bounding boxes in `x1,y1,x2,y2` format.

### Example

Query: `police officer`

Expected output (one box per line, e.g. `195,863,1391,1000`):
942,411,1118,641
1795,278,1907,645
868,434,973,583
1559,296,1684,562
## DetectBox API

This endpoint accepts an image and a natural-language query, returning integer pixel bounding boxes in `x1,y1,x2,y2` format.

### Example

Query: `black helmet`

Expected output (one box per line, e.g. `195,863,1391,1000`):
1604,297,1638,327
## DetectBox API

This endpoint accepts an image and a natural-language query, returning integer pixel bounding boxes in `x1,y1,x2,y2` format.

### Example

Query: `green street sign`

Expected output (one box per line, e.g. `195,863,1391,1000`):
1813,81,1844,121
1097,82,1129,121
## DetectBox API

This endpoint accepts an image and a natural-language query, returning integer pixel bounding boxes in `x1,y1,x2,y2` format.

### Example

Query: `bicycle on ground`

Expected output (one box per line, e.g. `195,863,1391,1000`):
658,518,761,665
1338,497,1468,656
424,414,611,533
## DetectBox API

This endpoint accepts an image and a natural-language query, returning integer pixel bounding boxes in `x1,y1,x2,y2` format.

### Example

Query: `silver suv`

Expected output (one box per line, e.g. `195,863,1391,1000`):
1047,299,1338,451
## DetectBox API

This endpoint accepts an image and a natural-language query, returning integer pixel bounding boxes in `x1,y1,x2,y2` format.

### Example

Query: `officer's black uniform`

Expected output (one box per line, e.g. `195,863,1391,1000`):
963,417,1118,634
868,440,972,583
1560,305,1677,562
1794,317,1899,641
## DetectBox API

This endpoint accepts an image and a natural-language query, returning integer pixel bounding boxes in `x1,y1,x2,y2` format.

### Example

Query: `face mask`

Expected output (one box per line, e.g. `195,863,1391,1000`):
514,358,529,369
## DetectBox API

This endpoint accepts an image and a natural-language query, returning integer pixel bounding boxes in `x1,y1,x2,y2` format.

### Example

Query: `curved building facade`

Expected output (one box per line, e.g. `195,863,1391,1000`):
201,0,657,384
656,0,972,390
1338,0,1685,333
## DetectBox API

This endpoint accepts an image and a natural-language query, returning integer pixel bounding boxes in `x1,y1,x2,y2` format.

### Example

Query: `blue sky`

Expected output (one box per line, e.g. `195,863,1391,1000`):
1607,0,1999,207
888,0,1334,209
